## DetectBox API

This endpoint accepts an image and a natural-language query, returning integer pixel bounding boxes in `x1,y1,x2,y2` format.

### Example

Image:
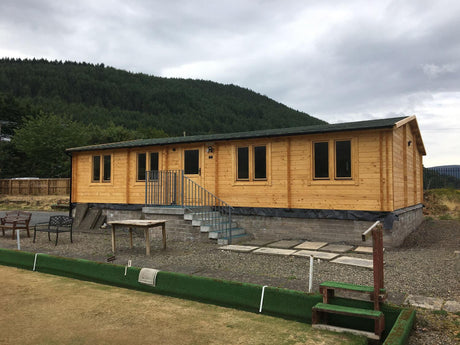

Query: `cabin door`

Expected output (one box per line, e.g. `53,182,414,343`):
183,147,203,186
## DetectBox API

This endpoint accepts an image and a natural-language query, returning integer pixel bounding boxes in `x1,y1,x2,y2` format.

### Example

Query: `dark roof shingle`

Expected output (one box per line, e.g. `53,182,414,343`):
67,116,408,152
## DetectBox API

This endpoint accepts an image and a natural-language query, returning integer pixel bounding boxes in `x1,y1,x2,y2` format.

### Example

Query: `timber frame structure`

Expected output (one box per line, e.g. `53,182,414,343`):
66,116,426,244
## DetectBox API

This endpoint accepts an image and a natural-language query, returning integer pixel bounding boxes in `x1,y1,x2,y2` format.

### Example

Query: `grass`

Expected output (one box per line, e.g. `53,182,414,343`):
0,195,68,211
1,265,366,345
423,189,460,220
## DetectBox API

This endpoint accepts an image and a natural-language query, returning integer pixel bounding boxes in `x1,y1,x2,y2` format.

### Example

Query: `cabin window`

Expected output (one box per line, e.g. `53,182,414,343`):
137,153,147,181
184,149,199,175
235,144,267,181
103,155,111,182
150,152,159,180
254,146,267,179
314,142,329,179
237,147,249,179
92,156,101,182
335,140,351,178
92,154,111,182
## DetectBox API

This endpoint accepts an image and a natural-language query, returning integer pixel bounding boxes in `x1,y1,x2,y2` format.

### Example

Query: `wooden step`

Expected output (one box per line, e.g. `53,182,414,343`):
312,324,380,341
312,302,384,338
319,281,387,303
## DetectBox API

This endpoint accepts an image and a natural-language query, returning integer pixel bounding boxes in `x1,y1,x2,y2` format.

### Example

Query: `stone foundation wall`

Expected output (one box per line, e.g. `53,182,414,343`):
80,203,423,247
233,204,424,248
101,208,206,242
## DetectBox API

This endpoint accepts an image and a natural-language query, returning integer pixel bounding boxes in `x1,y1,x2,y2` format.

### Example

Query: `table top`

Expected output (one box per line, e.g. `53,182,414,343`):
108,219,167,227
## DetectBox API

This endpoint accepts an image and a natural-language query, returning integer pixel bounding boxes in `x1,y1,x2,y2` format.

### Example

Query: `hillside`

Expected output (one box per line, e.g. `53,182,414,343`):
0,58,325,136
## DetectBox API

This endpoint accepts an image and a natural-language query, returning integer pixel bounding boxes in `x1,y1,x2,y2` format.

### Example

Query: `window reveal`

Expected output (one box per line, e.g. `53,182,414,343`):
137,153,147,181
335,140,351,178
237,147,249,179
254,146,266,179
314,142,329,179
92,156,101,182
103,155,111,181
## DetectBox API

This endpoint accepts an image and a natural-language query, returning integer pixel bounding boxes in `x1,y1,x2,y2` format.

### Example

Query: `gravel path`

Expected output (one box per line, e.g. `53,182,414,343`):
1,216,458,344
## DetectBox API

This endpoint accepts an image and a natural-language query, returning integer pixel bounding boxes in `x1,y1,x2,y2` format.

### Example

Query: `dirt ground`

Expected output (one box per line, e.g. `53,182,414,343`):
0,265,364,345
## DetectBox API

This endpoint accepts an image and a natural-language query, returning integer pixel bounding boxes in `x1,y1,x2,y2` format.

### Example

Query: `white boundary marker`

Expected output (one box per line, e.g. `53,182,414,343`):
259,285,268,313
33,253,42,271
16,229,21,250
124,260,132,276
308,255,314,292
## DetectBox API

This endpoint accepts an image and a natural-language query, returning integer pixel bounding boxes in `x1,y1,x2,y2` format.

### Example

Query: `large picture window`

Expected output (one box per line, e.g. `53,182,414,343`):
335,140,351,178
314,142,329,179
137,152,160,181
236,144,267,181
92,154,111,182
184,149,199,175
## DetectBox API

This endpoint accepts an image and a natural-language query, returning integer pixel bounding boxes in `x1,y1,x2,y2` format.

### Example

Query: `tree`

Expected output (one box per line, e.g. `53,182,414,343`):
13,113,89,177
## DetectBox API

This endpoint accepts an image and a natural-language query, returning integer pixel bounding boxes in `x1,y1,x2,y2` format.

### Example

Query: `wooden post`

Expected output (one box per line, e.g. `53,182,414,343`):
372,224,384,310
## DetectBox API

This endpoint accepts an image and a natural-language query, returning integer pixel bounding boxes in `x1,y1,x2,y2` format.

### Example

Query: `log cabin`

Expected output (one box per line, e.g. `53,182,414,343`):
66,115,426,246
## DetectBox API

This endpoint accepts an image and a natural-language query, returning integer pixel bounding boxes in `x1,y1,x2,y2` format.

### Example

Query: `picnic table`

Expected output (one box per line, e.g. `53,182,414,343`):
107,219,167,256
0,210,32,239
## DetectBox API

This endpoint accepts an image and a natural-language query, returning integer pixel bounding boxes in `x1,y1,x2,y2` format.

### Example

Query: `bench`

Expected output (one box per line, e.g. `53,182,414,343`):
319,281,387,304
312,302,385,340
33,216,73,246
0,210,32,239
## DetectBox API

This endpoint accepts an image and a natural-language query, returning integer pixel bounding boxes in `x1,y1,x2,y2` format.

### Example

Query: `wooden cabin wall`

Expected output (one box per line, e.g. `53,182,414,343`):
71,125,423,212
392,123,424,210
214,129,393,211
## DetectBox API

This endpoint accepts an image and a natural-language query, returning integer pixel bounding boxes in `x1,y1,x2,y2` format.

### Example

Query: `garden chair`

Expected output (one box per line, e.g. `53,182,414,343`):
33,215,73,246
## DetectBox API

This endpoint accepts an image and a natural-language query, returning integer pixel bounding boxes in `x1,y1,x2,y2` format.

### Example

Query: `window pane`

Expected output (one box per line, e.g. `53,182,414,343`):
103,155,111,181
150,152,159,180
254,146,266,179
137,153,146,181
237,147,249,179
336,140,351,178
184,149,199,174
314,142,329,178
92,156,100,182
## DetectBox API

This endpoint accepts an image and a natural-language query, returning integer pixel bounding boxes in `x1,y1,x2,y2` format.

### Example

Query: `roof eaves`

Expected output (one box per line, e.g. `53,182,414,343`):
66,116,408,153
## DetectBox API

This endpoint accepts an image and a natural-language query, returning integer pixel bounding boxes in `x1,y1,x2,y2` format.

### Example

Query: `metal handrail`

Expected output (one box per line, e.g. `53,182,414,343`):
145,170,233,243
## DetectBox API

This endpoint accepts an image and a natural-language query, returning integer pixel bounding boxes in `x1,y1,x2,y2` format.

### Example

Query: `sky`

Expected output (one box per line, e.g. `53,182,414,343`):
0,0,459,167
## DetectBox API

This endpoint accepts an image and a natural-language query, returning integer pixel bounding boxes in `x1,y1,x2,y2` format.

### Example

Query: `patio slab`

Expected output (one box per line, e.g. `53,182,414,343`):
252,247,297,256
321,244,354,253
405,295,444,310
354,246,385,254
294,241,328,250
331,256,373,269
267,240,303,249
292,250,339,260
443,300,460,313
219,245,258,253
242,239,276,247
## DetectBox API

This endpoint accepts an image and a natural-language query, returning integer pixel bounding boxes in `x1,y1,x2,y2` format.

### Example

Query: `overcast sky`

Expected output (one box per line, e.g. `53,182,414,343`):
1,0,459,167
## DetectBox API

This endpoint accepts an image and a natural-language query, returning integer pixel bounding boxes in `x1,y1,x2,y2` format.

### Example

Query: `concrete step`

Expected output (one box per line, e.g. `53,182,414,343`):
192,217,227,227
217,233,250,245
184,211,220,221
200,222,238,232
208,227,246,239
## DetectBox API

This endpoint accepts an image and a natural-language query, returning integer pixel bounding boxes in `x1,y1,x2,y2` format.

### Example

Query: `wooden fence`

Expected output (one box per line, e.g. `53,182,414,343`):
0,178,70,196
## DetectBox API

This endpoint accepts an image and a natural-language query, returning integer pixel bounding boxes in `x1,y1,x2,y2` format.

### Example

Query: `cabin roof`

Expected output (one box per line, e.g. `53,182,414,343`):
67,115,425,154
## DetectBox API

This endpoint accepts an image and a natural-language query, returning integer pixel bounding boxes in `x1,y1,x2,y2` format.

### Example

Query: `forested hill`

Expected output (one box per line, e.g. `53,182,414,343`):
0,58,325,136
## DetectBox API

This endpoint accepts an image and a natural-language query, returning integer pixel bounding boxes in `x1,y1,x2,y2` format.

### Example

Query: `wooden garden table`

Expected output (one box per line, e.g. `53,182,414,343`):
107,220,167,256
